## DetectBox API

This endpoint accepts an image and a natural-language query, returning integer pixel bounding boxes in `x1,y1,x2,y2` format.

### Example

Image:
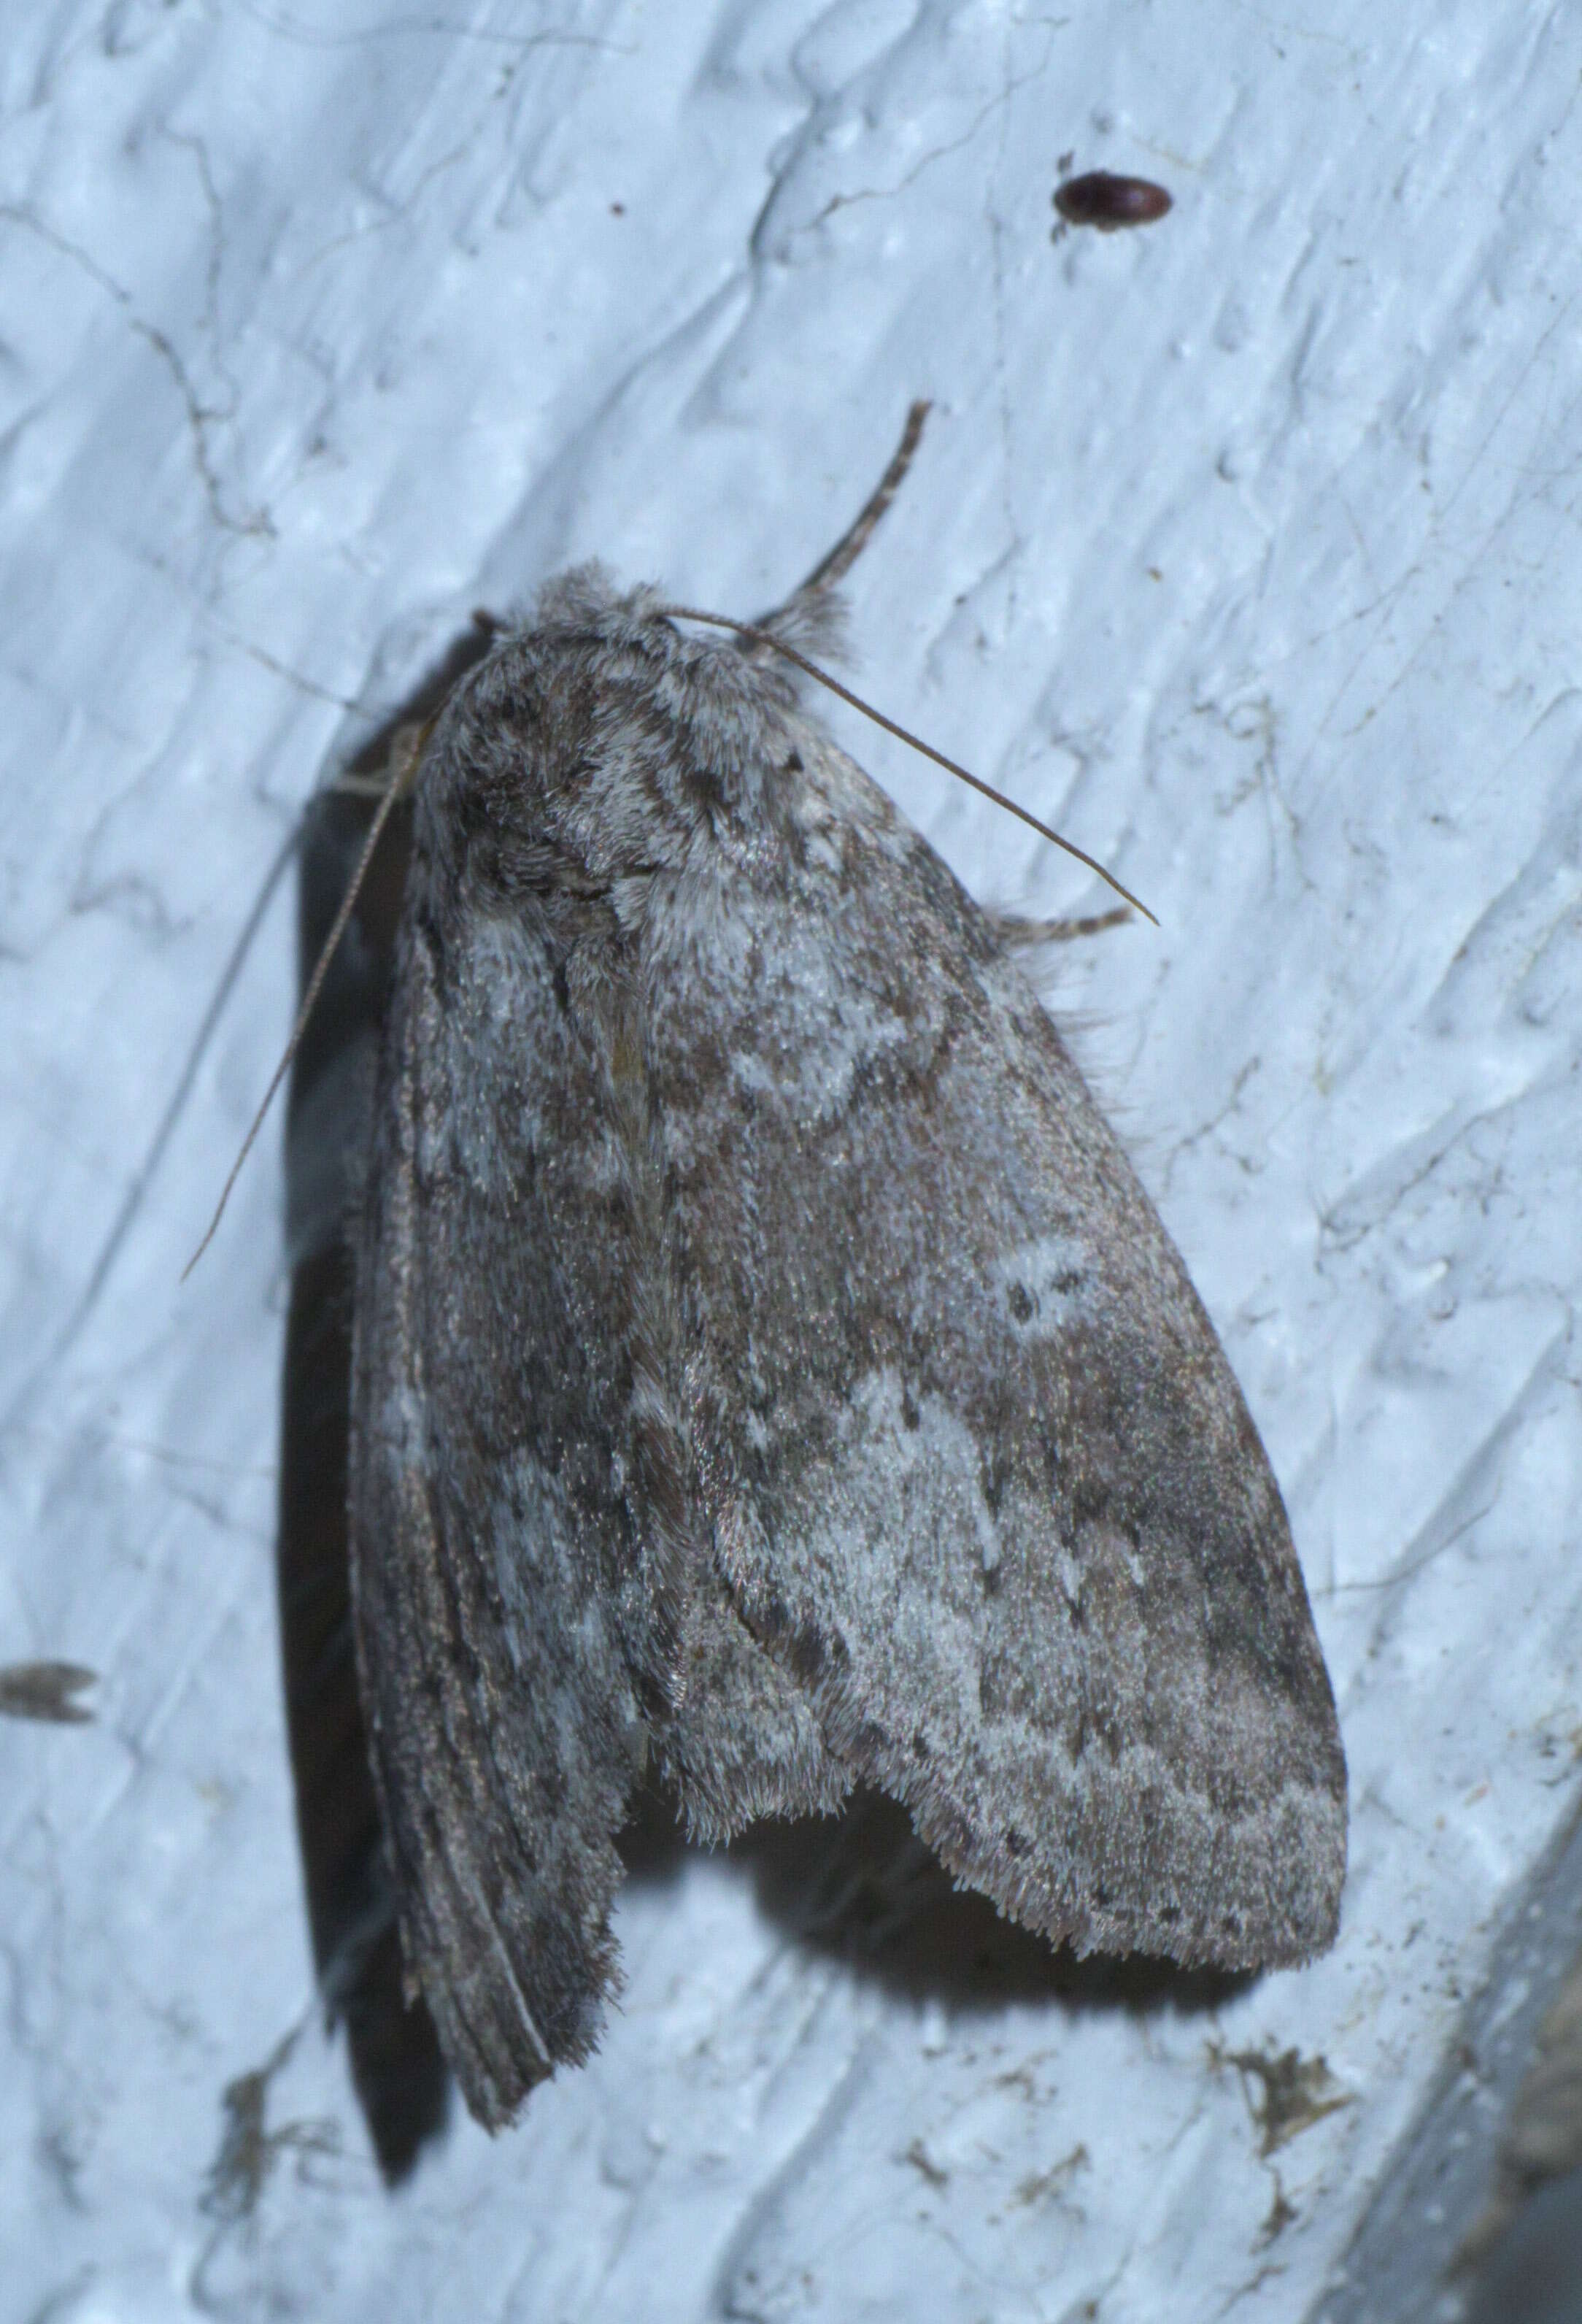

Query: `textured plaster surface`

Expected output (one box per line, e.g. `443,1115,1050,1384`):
1,3,1580,2318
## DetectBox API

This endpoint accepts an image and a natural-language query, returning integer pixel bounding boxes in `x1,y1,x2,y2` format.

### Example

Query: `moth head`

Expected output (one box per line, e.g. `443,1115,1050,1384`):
413,574,803,900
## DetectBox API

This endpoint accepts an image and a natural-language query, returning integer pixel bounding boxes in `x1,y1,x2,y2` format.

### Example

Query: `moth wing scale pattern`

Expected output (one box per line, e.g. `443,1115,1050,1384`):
348,609,855,2126
350,890,644,2130
646,700,1346,1971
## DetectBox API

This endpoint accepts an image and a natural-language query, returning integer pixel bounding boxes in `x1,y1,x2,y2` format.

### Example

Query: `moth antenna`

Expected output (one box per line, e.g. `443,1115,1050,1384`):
655,607,1157,926
182,729,422,1280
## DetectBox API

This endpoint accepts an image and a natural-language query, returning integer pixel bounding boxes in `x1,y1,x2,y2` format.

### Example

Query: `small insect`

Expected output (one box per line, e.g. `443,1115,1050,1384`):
0,1660,96,1723
250,406,1344,2136
1054,170,1173,233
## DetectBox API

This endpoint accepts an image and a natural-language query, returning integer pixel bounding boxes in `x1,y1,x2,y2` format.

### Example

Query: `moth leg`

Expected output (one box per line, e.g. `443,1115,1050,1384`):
326,721,432,801
327,612,504,800
987,904,1133,949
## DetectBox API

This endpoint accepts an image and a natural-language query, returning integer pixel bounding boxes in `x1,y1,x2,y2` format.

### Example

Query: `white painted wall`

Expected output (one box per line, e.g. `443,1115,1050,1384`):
3,3,1579,2316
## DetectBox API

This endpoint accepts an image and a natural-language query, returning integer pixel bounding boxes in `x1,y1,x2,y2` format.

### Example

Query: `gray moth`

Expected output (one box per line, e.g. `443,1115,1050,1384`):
337,413,1347,2133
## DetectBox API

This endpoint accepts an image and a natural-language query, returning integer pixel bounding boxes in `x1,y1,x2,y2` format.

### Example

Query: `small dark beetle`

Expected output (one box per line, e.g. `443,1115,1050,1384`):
1054,170,1173,232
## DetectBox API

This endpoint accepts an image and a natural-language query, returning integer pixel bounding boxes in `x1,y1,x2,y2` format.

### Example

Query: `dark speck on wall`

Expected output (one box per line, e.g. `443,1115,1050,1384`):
1053,171,1173,232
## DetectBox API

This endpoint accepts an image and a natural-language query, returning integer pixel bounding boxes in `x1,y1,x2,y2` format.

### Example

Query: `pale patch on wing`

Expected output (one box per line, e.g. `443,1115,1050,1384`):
989,1233,1095,1341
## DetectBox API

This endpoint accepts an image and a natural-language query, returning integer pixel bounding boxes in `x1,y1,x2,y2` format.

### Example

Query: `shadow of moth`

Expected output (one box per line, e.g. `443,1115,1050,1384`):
298,409,1346,2132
